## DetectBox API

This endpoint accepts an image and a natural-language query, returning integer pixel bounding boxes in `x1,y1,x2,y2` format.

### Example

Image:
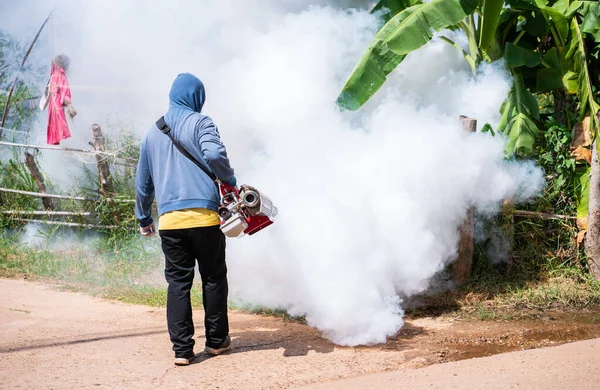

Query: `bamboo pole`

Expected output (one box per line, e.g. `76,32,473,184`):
0,187,135,203
0,187,97,201
0,140,105,154
11,218,118,229
1,210,94,217
0,140,129,159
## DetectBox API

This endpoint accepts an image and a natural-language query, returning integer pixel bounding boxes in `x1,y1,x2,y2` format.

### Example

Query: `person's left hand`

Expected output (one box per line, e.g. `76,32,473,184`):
140,222,156,237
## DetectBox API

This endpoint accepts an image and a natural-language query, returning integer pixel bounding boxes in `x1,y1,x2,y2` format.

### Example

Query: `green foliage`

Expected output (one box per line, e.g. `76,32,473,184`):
481,122,495,135
580,1,600,40
0,228,167,302
537,48,568,92
564,18,600,136
0,30,37,133
504,42,543,67
575,165,590,221
0,158,41,227
479,0,505,53
338,0,600,161
336,0,479,110
371,0,423,24
415,216,600,316
94,198,136,228
498,74,541,156
381,0,479,55
104,285,200,308
537,118,578,206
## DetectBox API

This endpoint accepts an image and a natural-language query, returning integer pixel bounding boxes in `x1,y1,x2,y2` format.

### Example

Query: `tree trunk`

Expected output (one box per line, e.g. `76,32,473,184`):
24,152,55,210
452,116,477,284
585,140,600,280
89,124,114,196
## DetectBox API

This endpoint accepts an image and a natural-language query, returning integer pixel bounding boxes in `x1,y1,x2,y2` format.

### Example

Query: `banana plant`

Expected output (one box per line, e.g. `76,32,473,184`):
337,0,538,151
338,0,546,155
336,0,479,110
338,0,599,154
338,0,600,277
337,0,508,110
564,17,600,134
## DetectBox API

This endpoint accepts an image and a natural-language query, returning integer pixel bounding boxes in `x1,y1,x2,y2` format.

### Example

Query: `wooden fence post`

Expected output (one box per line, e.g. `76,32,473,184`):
452,115,477,284
89,124,114,196
24,151,55,210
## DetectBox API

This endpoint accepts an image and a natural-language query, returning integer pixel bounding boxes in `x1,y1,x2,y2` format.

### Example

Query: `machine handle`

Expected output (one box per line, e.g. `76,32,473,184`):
219,182,239,196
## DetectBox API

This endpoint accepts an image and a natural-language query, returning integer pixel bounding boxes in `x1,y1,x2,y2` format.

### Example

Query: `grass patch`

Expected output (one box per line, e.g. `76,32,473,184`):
0,229,172,306
408,215,600,320
0,231,303,318
1,230,229,311
103,285,203,308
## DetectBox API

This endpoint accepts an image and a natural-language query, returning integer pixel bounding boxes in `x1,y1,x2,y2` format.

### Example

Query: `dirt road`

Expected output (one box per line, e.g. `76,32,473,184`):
300,337,600,389
1,278,599,390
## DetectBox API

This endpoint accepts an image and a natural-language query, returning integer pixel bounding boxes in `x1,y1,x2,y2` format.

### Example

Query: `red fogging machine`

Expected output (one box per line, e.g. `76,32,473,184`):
157,116,277,238
218,183,278,238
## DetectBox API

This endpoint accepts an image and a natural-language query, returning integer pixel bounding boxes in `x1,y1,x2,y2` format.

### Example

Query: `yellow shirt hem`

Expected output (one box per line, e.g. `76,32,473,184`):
159,208,220,230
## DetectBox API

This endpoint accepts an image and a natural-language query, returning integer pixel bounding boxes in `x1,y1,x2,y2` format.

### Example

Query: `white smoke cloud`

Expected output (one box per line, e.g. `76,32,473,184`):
2,0,545,345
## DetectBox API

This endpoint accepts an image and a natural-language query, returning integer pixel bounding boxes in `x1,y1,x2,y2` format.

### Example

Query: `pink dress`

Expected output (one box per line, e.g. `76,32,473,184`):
47,64,72,145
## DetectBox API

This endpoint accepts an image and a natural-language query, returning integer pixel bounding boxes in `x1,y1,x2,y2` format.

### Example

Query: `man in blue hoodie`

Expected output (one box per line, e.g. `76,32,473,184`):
135,73,237,365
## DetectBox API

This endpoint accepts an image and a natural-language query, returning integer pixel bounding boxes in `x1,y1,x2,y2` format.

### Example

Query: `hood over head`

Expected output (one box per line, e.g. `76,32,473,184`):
168,73,206,113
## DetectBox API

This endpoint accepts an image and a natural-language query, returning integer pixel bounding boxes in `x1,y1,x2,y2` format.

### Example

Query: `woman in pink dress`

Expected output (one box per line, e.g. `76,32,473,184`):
47,54,76,145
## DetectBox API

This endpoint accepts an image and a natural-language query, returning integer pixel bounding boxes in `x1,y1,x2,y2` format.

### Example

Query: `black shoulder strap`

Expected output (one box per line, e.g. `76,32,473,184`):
156,116,218,182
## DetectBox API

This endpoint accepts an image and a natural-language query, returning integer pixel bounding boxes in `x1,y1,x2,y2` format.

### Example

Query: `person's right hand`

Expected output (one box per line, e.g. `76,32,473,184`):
220,182,238,195
140,222,156,237
67,104,77,119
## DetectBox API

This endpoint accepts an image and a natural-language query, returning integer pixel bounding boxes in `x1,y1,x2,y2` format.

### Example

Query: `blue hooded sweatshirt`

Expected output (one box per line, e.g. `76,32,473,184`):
135,73,236,227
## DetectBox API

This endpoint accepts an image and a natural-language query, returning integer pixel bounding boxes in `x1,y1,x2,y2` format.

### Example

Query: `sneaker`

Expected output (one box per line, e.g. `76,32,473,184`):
204,336,231,356
174,352,195,366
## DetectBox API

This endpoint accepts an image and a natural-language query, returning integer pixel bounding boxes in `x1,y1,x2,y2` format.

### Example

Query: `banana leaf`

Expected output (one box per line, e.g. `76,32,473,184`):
564,18,600,136
498,74,541,156
479,0,505,53
337,0,479,110
508,0,542,11
580,1,600,36
371,0,423,23
575,165,590,224
536,47,568,92
504,42,543,67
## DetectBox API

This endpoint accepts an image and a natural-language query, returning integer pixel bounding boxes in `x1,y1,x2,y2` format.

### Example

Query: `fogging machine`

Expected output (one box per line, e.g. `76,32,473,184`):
156,117,277,238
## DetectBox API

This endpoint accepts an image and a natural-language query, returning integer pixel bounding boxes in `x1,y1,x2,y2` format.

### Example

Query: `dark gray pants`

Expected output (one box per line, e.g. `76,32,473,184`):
159,226,229,358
